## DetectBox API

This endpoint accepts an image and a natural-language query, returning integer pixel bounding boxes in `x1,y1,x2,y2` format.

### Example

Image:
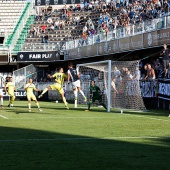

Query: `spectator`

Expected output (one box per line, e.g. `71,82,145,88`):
86,17,93,27
83,25,88,33
113,66,122,83
30,27,35,38
145,64,156,80
79,15,85,25
36,26,40,36
77,4,81,11
133,67,141,80
163,0,169,14
47,5,53,12
67,31,72,40
167,62,170,79
54,20,59,29
41,24,47,33
50,24,55,32
78,35,83,47
82,32,88,46
160,44,170,78
154,59,162,78
75,15,80,25
88,3,93,10
41,33,48,43
127,70,133,80
60,20,65,29
84,1,88,11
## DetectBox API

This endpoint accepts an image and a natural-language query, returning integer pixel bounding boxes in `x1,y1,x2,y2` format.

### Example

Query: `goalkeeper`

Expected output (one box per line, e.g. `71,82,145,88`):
85,81,107,111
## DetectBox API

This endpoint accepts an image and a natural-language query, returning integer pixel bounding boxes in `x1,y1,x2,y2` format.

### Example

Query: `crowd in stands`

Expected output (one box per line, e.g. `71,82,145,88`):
31,0,170,46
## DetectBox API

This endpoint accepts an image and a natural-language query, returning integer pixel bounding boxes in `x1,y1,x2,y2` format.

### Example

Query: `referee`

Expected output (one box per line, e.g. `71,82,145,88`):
160,44,170,78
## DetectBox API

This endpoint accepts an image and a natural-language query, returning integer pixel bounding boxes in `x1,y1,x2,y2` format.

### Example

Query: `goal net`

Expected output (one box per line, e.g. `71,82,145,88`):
13,64,37,90
77,60,145,112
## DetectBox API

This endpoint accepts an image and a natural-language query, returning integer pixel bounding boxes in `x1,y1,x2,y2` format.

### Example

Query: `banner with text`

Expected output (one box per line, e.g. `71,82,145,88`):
66,28,170,59
17,51,60,62
140,80,157,98
3,90,27,99
158,79,170,100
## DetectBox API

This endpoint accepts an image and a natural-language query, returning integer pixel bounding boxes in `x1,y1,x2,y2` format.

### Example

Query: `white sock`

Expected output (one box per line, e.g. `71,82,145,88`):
74,99,77,108
79,90,85,98
74,89,78,99
0,97,3,105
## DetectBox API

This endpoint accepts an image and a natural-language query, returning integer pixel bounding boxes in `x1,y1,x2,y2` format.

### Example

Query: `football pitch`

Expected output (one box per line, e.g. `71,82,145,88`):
0,101,170,170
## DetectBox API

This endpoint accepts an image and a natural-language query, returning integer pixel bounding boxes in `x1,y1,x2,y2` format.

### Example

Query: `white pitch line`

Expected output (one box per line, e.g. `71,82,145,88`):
10,117,116,120
125,113,170,123
10,115,170,122
0,136,162,142
0,114,9,119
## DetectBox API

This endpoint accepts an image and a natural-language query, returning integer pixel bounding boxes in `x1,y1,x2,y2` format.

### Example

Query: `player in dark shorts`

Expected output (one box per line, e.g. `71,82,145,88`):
85,81,107,111
160,44,170,78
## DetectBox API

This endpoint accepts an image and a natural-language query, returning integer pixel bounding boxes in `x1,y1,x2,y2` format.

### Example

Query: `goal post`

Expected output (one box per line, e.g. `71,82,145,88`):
77,60,112,112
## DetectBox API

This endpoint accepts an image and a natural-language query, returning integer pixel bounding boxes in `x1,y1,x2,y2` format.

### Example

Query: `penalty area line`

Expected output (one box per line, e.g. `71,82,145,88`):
0,136,162,143
0,114,9,119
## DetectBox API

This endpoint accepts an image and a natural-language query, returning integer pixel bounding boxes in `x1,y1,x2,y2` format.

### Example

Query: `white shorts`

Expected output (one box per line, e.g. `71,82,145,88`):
72,80,81,89
0,89,3,96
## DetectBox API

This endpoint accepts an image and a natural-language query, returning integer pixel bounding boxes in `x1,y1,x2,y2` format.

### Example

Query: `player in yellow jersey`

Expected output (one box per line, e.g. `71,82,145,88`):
38,67,69,109
4,77,16,108
25,78,42,112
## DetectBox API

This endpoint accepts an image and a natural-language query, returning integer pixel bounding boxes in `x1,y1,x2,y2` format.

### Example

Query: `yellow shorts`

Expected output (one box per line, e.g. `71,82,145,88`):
27,93,36,101
8,92,14,97
50,83,64,94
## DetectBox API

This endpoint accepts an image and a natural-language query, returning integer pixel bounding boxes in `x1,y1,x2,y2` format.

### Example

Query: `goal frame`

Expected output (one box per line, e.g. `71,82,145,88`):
12,64,37,90
77,60,112,112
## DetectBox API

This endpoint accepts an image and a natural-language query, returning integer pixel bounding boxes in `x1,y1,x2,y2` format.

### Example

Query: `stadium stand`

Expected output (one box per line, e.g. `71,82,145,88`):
0,0,170,53
22,9,101,51
0,0,33,53
16,0,170,52
0,1,26,36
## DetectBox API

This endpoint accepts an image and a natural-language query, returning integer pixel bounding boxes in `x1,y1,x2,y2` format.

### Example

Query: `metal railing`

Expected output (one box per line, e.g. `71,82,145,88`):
2,11,170,53
65,15,170,50
21,42,61,51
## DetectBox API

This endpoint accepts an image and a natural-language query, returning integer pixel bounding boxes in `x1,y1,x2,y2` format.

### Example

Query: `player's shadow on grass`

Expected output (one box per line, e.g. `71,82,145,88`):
23,104,108,113
0,126,169,169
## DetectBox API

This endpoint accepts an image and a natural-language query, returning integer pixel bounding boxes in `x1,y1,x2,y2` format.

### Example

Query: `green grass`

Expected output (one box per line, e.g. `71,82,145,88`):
0,101,170,170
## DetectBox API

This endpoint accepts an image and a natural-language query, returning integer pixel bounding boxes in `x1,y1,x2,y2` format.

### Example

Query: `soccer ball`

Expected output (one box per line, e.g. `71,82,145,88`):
55,100,58,103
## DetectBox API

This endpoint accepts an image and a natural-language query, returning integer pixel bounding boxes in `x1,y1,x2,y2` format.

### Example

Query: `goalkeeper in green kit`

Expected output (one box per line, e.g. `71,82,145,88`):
85,81,107,111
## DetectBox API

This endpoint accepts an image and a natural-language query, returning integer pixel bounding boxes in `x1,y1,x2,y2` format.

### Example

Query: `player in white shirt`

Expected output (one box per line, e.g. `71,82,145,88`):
67,62,87,107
